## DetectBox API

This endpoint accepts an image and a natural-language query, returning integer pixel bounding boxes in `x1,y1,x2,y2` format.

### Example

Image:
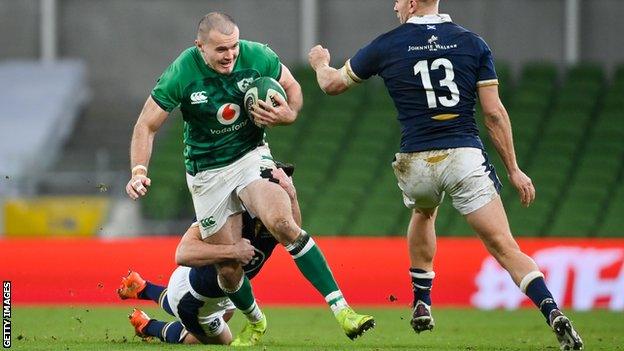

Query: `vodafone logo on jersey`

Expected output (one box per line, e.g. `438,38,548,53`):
216,103,241,125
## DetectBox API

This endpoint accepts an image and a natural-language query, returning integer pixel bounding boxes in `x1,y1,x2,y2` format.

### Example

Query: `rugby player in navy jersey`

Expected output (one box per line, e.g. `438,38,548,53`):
117,164,294,345
308,0,583,349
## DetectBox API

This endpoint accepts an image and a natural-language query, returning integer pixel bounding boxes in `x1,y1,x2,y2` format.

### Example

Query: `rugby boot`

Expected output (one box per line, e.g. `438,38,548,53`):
411,300,435,333
117,270,146,300
128,308,151,338
231,313,267,346
549,309,584,350
335,307,375,340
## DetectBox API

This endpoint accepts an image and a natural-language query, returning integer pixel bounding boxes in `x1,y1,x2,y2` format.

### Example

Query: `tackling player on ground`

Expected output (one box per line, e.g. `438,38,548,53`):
308,0,582,349
126,12,374,344
118,166,293,345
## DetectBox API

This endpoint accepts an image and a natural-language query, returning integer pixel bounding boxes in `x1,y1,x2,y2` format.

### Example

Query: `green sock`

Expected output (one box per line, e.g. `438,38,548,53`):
218,274,263,322
287,231,348,315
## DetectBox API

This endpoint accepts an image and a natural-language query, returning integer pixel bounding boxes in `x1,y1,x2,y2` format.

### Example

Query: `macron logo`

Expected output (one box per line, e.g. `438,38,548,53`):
190,91,208,104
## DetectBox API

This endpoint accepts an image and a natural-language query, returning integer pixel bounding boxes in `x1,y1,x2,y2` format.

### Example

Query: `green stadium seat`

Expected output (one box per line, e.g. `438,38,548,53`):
566,64,605,84
597,181,624,237
522,62,558,83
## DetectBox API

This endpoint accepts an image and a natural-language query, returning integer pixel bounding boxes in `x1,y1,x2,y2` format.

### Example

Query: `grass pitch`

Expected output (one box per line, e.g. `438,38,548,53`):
10,306,622,350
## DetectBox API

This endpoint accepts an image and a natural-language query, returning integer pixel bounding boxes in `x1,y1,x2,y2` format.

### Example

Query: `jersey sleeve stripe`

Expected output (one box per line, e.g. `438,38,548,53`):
345,60,364,83
477,79,499,87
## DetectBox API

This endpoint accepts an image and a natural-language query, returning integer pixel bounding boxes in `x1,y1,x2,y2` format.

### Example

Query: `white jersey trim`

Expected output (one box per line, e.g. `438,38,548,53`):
406,14,453,25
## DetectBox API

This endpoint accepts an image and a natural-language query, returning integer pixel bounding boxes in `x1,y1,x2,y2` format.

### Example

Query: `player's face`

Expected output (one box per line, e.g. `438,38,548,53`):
197,27,240,75
394,0,414,24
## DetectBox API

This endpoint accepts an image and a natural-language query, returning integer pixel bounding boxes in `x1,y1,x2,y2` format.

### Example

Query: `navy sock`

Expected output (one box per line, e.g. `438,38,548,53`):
410,268,434,306
525,277,558,323
161,296,174,317
162,321,185,343
144,320,166,339
138,281,166,302
144,320,185,343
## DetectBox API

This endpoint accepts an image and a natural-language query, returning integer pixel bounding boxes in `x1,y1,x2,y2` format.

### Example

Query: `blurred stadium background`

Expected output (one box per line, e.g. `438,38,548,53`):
1,0,624,326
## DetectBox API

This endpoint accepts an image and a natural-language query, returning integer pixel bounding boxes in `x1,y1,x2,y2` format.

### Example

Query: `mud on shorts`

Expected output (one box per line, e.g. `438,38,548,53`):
392,147,502,215
186,145,276,239
166,266,235,339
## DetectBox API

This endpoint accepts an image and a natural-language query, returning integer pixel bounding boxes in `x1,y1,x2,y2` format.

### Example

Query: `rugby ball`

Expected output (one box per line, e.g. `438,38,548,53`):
244,77,287,127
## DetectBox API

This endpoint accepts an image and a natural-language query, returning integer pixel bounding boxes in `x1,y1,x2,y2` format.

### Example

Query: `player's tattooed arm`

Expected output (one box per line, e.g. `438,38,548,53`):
308,45,351,95
175,225,256,267
126,96,169,200
479,85,536,207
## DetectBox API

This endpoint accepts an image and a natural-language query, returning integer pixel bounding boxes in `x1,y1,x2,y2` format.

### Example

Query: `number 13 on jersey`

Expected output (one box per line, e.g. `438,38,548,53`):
414,58,460,109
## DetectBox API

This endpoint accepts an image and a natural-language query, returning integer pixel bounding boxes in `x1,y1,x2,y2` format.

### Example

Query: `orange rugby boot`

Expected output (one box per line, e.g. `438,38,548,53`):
117,270,146,300
128,308,151,338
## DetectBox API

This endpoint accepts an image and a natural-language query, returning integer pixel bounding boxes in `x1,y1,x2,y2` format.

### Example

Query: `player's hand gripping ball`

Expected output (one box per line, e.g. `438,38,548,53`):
244,77,288,127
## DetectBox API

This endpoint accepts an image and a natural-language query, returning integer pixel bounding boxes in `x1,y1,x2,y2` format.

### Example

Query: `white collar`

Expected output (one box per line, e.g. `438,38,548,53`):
406,14,452,25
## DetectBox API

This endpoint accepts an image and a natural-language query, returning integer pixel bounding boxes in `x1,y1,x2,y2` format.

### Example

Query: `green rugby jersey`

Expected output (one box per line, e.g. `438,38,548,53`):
151,40,282,173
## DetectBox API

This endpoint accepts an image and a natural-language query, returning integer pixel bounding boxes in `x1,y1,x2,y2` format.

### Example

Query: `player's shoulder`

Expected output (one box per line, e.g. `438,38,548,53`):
368,25,405,48
170,46,200,66
162,46,202,78
239,40,278,58
448,24,490,49
237,39,280,72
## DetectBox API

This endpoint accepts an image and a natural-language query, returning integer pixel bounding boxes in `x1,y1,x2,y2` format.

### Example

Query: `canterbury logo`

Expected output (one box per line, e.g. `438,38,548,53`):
190,91,208,104
200,216,216,228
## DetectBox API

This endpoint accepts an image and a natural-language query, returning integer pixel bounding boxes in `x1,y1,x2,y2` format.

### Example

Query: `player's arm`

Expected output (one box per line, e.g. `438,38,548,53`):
126,96,169,200
252,64,302,127
175,225,256,267
308,45,356,95
279,64,303,120
479,85,535,207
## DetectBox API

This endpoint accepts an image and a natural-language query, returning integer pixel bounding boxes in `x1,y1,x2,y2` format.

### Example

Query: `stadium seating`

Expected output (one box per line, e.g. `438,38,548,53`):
143,62,624,237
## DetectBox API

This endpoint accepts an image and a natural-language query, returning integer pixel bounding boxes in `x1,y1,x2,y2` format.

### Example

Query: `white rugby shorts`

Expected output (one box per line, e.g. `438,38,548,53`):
392,147,501,215
186,145,275,238
166,266,235,337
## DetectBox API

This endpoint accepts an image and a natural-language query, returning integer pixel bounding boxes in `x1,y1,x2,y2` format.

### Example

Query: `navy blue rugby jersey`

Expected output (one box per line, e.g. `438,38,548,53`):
188,213,279,298
347,14,499,152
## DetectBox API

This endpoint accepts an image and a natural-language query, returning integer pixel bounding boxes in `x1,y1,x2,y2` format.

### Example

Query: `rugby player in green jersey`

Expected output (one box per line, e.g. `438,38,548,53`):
126,12,374,346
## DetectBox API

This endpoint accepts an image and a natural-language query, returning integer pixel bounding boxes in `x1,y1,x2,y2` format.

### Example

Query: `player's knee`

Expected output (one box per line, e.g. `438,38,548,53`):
265,216,298,242
485,236,520,261
216,263,243,287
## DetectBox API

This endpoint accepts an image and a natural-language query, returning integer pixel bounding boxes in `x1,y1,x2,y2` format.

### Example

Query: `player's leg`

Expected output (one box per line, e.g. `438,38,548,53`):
392,151,445,334
465,197,537,282
239,179,374,339
204,215,266,329
117,271,175,316
128,309,188,343
465,198,583,350
165,269,237,345
449,148,582,349
187,163,266,338
406,208,437,333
